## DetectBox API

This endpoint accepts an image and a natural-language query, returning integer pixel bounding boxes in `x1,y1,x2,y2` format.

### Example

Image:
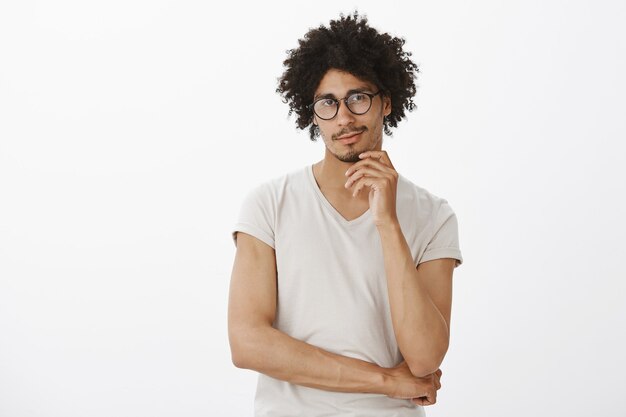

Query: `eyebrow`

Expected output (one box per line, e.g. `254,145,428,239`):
313,87,374,101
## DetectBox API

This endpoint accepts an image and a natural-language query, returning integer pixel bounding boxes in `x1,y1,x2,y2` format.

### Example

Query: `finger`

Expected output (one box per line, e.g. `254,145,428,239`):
346,157,396,178
359,150,395,169
410,394,428,405
352,177,371,198
411,398,426,406
411,396,435,406
352,176,386,197
345,167,394,188
425,390,437,405
435,369,442,388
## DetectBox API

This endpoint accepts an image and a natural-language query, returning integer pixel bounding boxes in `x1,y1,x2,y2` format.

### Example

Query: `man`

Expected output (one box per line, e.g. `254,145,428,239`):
228,12,463,417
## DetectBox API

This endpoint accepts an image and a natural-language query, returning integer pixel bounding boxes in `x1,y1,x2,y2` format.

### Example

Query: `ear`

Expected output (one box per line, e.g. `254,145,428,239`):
382,95,392,117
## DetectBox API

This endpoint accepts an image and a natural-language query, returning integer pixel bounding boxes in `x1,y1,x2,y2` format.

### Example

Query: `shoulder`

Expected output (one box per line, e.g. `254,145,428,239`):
242,165,308,201
396,173,452,216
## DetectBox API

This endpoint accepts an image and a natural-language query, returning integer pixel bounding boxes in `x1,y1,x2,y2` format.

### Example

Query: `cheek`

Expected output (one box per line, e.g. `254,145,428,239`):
370,116,383,132
317,126,332,143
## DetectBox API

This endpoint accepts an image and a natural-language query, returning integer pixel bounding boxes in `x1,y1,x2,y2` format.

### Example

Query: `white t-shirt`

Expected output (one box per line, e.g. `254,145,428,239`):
231,164,463,417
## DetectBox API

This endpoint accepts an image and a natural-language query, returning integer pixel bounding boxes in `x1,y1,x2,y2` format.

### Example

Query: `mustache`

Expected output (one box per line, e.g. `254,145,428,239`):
332,127,367,141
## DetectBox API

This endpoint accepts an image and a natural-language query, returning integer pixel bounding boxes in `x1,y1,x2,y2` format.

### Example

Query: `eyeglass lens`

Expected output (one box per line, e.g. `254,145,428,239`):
313,93,373,120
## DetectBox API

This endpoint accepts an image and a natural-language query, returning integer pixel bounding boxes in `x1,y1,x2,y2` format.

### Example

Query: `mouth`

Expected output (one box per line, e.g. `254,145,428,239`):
336,130,365,145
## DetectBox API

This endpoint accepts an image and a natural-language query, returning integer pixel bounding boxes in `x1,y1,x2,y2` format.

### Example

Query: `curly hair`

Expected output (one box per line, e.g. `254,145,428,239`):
277,11,419,141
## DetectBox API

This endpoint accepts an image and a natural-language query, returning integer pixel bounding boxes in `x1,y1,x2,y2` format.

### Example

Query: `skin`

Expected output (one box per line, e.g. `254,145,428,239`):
311,69,390,217
228,68,456,406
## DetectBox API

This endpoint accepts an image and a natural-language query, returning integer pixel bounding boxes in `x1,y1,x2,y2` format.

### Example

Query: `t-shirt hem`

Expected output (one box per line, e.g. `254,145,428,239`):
232,223,275,249
418,247,463,268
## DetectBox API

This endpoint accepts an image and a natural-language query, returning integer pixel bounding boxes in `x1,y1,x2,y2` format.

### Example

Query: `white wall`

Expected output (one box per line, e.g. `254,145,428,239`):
1,1,625,416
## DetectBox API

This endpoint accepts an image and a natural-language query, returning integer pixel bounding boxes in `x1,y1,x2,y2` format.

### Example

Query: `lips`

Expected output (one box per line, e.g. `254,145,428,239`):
337,132,362,145
336,130,365,141
335,129,365,145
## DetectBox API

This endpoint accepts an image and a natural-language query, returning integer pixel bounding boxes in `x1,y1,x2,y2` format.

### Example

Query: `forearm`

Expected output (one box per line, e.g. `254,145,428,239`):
233,325,390,395
377,221,449,376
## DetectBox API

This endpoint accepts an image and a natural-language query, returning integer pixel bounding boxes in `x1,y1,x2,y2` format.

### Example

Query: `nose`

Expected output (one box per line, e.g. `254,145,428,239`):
335,100,356,126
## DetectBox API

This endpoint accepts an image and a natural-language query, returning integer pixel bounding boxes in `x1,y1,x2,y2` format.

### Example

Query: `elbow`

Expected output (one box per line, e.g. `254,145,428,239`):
406,349,448,378
228,328,255,369
407,361,441,378
230,341,248,369
230,337,251,369
231,352,248,369
229,325,268,369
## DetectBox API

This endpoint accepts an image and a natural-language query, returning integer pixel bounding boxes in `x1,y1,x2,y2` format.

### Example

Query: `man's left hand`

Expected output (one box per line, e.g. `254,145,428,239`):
344,150,399,227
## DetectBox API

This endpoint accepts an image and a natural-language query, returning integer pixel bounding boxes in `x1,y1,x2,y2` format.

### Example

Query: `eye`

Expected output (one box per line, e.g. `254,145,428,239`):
348,93,367,103
318,98,336,107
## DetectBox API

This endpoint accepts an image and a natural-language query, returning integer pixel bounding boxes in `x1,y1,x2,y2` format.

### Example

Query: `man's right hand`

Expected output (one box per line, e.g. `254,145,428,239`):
384,360,442,406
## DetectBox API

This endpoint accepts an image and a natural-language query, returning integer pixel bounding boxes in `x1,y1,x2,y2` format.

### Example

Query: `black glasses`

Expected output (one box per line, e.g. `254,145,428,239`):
309,91,381,120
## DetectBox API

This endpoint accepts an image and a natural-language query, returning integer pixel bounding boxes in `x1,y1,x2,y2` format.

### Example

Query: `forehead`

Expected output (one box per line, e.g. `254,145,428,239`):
314,69,376,98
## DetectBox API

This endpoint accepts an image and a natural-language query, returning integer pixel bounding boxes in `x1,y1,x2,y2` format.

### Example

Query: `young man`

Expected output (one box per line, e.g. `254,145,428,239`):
228,12,463,417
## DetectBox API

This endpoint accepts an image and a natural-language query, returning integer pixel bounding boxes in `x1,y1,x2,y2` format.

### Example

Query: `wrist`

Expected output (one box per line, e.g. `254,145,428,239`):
377,366,396,396
375,217,401,233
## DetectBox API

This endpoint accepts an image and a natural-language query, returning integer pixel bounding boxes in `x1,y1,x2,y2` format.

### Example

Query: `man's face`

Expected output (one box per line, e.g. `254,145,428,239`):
313,69,392,163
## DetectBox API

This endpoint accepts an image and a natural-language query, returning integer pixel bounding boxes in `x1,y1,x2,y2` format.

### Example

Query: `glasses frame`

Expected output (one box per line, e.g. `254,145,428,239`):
309,90,382,120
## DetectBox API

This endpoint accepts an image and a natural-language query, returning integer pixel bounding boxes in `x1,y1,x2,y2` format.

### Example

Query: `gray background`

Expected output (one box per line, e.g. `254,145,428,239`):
1,0,625,416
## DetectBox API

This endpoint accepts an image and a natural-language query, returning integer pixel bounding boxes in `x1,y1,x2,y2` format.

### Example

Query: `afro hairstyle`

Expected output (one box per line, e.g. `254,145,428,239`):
277,11,419,141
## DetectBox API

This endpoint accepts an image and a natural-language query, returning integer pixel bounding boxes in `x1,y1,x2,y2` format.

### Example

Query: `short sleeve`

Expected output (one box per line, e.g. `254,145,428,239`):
231,183,275,249
419,199,463,268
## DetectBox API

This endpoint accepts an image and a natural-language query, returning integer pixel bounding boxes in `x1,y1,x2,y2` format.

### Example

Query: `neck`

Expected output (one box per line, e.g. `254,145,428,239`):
312,148,369,202
314,153,353,187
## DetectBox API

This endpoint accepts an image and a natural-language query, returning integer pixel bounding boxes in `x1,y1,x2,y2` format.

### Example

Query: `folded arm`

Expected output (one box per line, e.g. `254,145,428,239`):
377,221,456,377
227,232,438,401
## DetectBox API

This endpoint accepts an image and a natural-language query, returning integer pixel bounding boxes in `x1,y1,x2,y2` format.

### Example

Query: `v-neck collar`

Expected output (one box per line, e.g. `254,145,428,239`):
306,164,371,227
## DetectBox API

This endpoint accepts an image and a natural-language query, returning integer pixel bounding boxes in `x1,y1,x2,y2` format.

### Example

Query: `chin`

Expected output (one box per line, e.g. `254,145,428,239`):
335,152,361,163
